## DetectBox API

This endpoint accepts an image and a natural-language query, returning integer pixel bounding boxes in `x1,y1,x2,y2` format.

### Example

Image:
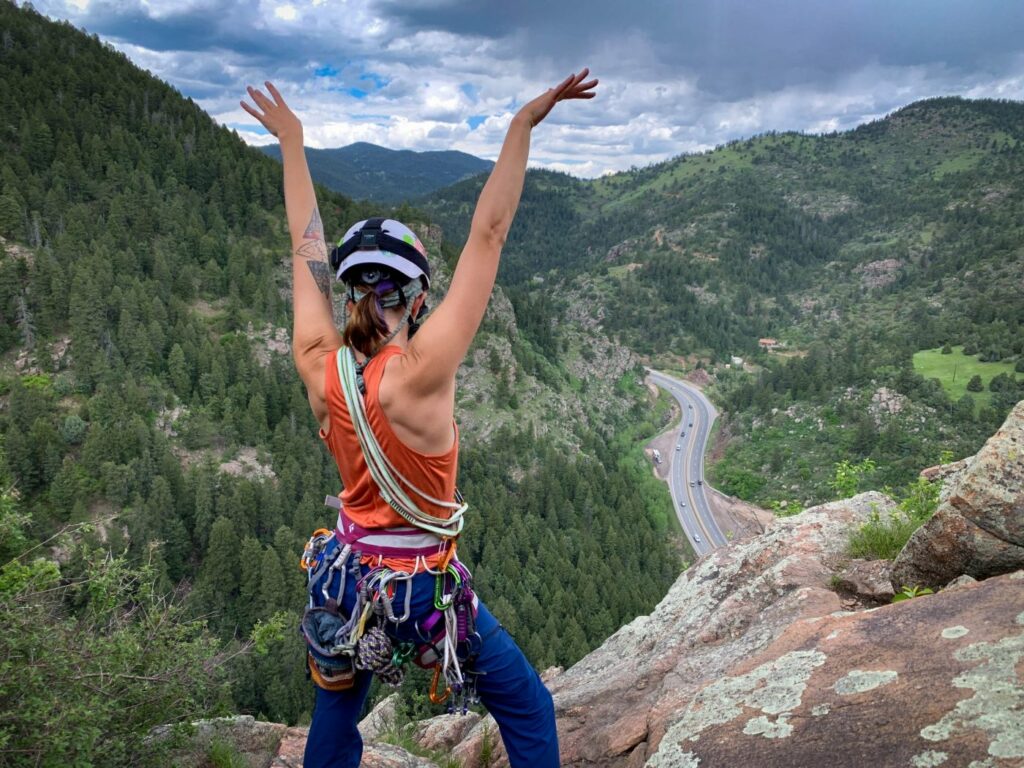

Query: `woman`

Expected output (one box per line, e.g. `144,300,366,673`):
241,70,597,768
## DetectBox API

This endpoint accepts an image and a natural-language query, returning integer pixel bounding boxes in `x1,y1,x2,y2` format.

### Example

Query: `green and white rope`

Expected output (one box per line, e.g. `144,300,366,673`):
338,347,466,538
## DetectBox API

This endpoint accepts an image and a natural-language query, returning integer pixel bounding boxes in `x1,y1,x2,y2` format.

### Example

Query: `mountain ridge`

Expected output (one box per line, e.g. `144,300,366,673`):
259,141,493,203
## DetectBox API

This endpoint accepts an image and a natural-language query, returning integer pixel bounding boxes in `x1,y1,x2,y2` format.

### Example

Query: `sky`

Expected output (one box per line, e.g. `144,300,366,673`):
33,0,1024,178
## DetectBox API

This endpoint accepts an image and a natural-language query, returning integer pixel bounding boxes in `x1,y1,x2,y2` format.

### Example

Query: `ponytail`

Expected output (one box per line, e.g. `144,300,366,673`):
342,290,389,358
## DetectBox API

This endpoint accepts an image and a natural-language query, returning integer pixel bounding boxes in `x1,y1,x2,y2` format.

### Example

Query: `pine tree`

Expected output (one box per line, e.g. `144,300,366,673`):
236,536,264,633
0,192,21,238
168,343,190,398
194,515,241,635
259,545,287,617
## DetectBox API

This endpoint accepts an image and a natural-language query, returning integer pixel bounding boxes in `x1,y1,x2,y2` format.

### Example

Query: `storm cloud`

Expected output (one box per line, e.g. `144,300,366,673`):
31,0,1024,177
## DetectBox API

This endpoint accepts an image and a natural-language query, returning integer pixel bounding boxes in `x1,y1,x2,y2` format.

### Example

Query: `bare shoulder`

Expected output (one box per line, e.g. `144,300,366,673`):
378,352,456,455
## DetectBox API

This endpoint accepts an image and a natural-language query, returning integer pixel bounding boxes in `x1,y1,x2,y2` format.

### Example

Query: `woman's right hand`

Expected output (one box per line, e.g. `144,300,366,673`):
516,68,598,128
241,81,303,143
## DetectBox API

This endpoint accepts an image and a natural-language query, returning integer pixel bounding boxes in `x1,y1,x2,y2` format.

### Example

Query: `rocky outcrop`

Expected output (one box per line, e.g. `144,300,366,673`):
545,493,887,766
444,488,1023,767
891,400,1024,590
832,558,894,604
647,569,1024,768
147,714,437,768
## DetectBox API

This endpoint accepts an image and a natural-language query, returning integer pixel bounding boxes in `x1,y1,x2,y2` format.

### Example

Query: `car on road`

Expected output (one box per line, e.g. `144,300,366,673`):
688,404,693,409
680,500,686,507
694,534,702,543
688,422,693,427
676,444,681,451
689,481,695,487
698,479,703,485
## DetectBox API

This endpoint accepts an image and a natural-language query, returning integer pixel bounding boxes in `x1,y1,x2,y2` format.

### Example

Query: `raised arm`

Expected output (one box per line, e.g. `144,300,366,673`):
404,69,598,394
241,82,341,413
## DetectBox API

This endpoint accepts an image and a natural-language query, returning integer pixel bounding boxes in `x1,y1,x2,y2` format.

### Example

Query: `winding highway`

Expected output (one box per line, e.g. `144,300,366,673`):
647,370,729,556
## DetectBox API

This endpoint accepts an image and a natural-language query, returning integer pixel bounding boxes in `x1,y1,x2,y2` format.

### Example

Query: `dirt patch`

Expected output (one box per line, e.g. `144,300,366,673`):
706,487,775,542
645,415,681,481
706,414,735,463
219,447,276,482
685,368,713,388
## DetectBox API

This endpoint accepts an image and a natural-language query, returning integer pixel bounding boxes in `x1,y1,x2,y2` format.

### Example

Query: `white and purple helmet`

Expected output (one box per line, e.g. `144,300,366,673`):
330,218,430,291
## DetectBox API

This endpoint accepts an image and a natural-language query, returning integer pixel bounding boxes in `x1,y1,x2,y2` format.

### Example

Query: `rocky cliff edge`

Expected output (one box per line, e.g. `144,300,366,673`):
161,401,1024,767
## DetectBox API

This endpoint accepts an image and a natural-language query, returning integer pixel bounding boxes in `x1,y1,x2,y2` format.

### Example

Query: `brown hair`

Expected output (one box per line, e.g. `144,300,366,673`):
342,289,390,359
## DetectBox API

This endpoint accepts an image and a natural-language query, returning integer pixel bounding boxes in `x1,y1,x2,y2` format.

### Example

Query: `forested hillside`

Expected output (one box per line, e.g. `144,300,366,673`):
425,98,1024,506
260,141,494,203
0,4,679,764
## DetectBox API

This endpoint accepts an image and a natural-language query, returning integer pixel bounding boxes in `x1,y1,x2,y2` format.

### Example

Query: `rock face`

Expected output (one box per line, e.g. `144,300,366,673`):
832,558,894,604
546,493,888,766
447,490,1024,768
647,570,1024,768
891,400,1024,589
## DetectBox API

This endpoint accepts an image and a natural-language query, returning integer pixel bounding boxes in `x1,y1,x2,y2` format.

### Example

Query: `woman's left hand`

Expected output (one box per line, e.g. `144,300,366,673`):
517,68,598,128
241,81,303,143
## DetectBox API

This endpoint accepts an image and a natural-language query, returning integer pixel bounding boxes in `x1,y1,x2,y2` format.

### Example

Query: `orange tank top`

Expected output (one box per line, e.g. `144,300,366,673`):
319,345,459,571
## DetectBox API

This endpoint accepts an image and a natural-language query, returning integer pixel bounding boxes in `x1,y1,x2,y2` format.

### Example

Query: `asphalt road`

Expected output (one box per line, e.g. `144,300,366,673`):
647,370,729,556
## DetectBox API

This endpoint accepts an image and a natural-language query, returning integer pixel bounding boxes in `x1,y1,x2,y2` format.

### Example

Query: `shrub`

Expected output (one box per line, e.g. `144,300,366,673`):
847,478,940,560
847,504,921,560
966,374,984,392
892,585,934,602
831,458,876,499
0,533,234,767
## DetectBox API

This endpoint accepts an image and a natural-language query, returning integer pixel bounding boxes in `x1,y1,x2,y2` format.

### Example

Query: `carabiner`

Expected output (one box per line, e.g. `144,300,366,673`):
429,663,451,704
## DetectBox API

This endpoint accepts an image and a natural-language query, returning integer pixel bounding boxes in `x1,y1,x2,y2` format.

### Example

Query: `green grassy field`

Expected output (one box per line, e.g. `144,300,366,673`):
912,346,1016,408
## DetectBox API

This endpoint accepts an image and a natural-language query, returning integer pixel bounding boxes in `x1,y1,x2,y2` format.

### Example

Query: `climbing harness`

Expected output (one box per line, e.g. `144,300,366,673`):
300,527,482,708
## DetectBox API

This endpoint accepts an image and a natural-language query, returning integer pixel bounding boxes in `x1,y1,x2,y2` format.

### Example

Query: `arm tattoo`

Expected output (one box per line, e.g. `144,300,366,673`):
298,206,332,298
307,260,332,298
295,239,328,261
303,205,324,240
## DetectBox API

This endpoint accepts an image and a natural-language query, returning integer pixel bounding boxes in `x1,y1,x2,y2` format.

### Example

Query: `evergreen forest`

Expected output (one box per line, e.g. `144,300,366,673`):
2,1,1023,764
0,5,677,764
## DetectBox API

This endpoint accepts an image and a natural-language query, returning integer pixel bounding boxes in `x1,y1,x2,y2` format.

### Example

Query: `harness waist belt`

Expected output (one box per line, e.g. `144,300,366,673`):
326,495,451,557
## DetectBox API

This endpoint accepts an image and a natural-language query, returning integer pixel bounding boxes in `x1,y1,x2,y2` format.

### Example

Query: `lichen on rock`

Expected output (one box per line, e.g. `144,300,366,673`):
919,629,1024,760
651,649,826,757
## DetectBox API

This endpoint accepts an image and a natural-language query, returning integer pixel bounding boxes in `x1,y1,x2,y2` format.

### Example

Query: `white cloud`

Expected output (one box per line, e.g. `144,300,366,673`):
32,0,1024,178
273,4,297,21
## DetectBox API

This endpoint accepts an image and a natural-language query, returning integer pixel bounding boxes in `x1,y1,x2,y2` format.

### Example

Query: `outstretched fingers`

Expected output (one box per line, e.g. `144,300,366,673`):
264,80,287,107
554,69,598,103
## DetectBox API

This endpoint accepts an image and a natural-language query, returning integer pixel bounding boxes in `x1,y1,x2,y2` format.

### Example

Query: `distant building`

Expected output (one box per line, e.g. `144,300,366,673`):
759,338,783,350
731,356,744,367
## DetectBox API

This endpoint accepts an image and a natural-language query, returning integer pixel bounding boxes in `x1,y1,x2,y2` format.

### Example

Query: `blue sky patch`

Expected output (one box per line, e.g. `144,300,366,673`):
228,122,269,136
467,115,487,129
359,71,389,89
314,65,339,78
460,82,478,101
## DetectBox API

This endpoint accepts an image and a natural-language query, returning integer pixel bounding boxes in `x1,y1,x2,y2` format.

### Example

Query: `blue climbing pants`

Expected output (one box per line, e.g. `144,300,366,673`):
303,541,559,768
